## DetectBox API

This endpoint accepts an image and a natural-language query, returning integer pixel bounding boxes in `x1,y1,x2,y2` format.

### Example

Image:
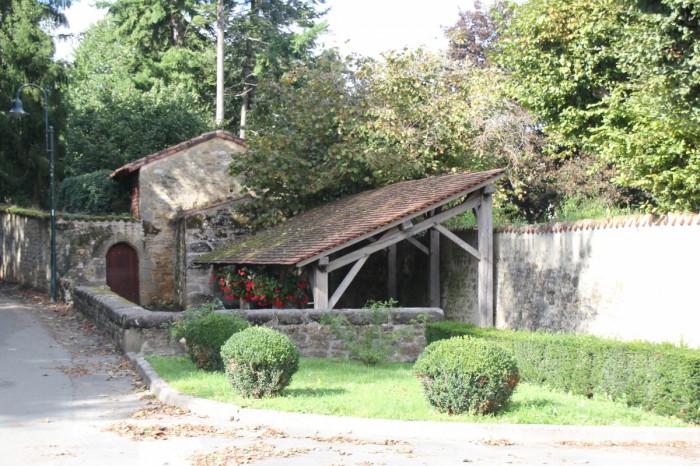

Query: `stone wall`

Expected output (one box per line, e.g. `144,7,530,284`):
0,210,51,291
138,137,247,306
0,209,143,300
71,285,441,363
234,308,444,362
72,286,182,355
178,204,250,308
494,214,700,347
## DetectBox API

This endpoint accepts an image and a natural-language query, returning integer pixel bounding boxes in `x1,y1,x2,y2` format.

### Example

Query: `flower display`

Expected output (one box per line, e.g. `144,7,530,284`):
212,266,310,308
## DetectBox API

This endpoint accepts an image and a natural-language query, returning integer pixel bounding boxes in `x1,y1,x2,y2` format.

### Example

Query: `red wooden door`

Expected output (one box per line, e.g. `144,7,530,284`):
106,243,140,304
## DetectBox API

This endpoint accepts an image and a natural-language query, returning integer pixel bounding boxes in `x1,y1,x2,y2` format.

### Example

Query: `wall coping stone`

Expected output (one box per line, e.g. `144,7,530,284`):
227,307,444,326
74,286,180,329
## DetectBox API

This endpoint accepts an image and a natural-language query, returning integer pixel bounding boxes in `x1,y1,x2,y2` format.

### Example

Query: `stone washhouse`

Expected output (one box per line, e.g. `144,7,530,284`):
105,130,250,308
197,169,504,326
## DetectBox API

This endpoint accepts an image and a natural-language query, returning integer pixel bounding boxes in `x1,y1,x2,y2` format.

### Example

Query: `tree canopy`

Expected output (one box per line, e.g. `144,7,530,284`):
232,49,543,225
498,0,700,211
0,0,69,207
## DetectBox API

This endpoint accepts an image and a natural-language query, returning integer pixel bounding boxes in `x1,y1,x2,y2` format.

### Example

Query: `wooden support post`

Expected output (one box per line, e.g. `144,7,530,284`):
387,244,397,299
477,186,494,327
429,228,440,308
329,256,368,309
312,264,329,309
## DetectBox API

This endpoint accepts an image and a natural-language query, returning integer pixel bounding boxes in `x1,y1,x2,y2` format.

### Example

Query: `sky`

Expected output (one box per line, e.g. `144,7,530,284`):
54,0,481,61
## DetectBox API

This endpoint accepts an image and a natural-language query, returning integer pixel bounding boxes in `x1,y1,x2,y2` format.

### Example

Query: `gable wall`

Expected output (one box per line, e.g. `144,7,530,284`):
136,137,247,306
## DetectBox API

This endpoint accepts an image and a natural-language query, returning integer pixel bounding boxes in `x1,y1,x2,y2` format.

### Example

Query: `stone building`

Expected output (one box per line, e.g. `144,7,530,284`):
105,130,249,308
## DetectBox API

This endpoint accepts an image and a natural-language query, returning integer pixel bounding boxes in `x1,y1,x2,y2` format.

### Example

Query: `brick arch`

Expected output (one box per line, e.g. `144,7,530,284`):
106,242,140,304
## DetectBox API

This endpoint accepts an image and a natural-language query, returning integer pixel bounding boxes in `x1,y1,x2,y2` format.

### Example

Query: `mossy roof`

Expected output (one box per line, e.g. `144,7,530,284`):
196,168,505,266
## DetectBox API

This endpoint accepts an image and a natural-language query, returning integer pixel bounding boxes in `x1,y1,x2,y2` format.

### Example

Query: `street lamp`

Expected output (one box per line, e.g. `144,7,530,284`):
7,84,57,302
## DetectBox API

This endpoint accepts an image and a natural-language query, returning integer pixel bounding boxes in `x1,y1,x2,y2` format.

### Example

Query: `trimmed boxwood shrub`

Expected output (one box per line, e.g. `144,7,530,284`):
183,312,250,371
413,336,519,415
425,321,700,423
221,326,299,398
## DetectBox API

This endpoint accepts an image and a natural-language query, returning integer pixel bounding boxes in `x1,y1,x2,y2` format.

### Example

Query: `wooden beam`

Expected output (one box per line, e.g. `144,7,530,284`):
387,244,397,299
434,224,481,260
295,175,503,269
325,193,482,273
476,188,494,327
328,256,368,309
407,236,429,255
312,265,329,309
429,229,440,308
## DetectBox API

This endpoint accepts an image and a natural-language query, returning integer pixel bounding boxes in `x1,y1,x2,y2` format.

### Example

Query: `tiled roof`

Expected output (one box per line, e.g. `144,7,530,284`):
196,168,505,266
109,130,247,179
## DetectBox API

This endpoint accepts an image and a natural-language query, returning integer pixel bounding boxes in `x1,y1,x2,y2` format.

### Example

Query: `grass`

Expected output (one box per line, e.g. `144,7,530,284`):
146,356,690,427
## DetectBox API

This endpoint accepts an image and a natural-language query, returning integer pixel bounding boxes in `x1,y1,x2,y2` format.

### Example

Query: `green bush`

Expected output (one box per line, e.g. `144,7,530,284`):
413,336,519,415
183,312,250,371
221,326,299,398
58,169,131,215
425,321,700,423
171,301,249,371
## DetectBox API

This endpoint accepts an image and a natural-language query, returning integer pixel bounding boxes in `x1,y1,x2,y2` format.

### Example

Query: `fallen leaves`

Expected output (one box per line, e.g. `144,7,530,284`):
103,422,241,441
190,442,310,466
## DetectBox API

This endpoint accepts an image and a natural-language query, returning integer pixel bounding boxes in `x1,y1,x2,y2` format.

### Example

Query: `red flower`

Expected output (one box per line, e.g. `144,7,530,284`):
274,297,284,308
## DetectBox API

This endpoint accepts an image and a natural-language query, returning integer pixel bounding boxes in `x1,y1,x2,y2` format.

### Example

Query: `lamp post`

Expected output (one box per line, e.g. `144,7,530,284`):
7,84,57,302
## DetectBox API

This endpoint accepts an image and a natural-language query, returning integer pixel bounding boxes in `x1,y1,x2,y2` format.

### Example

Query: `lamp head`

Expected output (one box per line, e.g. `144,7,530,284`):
7,98,28,118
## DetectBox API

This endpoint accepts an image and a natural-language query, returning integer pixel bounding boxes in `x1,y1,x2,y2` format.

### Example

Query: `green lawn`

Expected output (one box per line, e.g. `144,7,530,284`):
146,356,690,427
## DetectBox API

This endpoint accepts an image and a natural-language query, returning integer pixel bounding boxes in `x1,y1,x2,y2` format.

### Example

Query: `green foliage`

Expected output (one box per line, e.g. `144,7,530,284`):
550,194,635,223
0,0,69,208
58,169,130,215
425,321,700,423
498,0,700,212
172,300,250,371
221,326,299,398
183,312,250,371
171,300,221,341
223,0,327,132
237,49,541,224
323,299,407,365
414,336,519,415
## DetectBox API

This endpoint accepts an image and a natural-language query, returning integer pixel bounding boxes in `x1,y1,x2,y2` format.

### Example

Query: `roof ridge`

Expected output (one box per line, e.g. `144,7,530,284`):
110,130,247,179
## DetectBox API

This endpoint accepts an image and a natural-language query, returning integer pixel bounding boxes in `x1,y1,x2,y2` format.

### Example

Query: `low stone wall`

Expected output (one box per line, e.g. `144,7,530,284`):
72,286,183,355
72,286,442,362
235,308,444,362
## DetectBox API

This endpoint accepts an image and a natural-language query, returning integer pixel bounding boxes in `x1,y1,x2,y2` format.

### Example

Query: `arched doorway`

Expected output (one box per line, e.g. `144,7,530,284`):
106,243,140,304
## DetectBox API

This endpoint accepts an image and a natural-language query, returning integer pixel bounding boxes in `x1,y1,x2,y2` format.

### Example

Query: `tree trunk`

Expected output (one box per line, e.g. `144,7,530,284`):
215,0,225,126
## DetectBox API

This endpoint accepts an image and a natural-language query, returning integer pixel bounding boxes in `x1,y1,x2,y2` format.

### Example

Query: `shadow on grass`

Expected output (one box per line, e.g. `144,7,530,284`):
284,388,347,398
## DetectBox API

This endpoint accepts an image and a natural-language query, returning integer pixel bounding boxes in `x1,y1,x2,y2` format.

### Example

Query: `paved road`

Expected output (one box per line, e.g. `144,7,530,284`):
1,284,699,465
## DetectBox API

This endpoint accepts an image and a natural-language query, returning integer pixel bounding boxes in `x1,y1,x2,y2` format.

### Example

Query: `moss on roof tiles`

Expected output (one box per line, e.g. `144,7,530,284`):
196,168,504,266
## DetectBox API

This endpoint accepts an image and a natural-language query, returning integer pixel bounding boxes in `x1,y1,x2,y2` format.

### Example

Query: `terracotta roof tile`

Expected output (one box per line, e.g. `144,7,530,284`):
196,168,505,266
109,130,247,179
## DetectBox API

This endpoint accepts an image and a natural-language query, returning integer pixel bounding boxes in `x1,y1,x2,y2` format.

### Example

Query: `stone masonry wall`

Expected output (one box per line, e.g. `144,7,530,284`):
72,286,182,355
179,203,250,308
0,210,51,291
0,210,143,300
137,137,247,306
235,307,444,362
494,214,700,347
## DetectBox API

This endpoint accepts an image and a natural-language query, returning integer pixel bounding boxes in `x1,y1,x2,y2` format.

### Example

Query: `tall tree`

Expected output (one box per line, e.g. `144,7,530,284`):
0,0,69,207
63,16,211,214
498,0,700,211
224,0,326,137
232,50,540,225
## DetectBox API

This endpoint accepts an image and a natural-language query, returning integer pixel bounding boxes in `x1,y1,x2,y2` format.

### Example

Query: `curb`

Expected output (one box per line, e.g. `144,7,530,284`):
128,353,700,445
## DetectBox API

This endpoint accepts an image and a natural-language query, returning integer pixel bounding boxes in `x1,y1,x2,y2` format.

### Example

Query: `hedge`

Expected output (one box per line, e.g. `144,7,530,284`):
426,321,700,424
